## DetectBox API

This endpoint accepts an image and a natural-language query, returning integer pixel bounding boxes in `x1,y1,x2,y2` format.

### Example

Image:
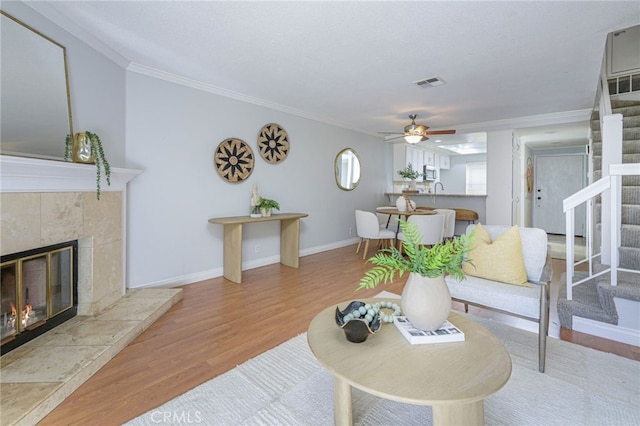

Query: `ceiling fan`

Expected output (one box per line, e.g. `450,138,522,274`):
379,114,456,144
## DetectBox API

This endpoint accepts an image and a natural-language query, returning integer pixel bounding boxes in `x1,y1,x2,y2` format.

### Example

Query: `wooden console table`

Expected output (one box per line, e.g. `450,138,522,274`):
208,213,308,283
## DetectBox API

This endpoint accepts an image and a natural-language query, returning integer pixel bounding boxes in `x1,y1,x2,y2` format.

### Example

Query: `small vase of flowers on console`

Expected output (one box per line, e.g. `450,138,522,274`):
357,220,474,331
257,197,280,217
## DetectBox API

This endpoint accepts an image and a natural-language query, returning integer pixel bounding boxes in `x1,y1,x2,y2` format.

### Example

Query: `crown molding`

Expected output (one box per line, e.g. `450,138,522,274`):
127,62,379,137
24,2,130,69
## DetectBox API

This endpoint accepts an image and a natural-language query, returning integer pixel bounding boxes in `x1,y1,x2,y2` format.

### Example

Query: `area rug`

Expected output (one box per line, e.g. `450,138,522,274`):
126,311,640,426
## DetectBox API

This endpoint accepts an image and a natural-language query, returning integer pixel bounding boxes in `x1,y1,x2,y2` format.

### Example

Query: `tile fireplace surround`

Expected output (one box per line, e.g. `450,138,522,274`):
0,155,183,425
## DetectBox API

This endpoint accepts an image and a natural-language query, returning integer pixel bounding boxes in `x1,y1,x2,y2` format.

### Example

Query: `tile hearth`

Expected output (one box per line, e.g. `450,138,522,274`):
0,288,183,426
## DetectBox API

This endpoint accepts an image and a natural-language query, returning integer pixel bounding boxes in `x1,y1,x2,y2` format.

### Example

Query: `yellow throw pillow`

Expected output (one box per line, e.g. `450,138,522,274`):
462,224,530,286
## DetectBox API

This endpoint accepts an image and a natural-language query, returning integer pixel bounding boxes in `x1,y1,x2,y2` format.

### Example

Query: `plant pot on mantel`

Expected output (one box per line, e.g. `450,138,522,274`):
71,132,96,164
64,131,111,199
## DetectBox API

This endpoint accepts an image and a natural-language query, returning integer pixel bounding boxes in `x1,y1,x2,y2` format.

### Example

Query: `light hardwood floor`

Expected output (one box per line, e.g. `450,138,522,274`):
40,244,639,425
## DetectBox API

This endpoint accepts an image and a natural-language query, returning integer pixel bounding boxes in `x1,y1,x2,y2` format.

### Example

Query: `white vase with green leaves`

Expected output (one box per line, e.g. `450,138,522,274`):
357,220,475,330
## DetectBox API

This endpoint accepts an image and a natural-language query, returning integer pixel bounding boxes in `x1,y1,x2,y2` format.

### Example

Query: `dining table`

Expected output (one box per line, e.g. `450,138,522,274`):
376,207,436,238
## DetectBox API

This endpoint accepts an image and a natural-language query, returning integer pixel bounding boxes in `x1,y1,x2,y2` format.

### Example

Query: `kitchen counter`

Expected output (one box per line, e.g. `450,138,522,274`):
383,193,486,235
385,193,486,198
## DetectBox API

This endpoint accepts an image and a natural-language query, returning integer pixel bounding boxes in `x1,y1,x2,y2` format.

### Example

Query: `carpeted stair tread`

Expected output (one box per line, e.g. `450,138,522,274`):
625,152,640,162
595,204,640,225
597,274,640,302
611,99,640,109
621,224,640,247
557,267,640,329
621,175,640,186
592,128,640,141
624,128,640,140
620,247,640,271
622,187,640,204
623,205,640,225
557,273,617,328
592,140,640,156
623,116,640,127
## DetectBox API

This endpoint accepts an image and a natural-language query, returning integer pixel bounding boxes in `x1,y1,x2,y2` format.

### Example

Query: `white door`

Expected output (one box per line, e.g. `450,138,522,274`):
533,154,586,236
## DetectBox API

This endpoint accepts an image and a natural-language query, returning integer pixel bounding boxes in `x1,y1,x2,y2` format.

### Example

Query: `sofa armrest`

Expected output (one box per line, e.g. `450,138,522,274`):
537,254,553,286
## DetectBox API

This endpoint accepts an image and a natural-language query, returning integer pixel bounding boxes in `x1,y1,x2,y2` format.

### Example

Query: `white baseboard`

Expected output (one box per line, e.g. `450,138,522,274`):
573,316,640,347
300,238,359,256
130,238,360,289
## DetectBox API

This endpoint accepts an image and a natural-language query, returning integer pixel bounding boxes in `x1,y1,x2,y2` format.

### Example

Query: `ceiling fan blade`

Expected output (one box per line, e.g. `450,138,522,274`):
384,135,405,142
378,131,404,135
424,130,456,135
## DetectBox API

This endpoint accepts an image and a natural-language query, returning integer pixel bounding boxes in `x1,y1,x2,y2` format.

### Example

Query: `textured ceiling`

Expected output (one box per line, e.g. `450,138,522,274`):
28,1,640,148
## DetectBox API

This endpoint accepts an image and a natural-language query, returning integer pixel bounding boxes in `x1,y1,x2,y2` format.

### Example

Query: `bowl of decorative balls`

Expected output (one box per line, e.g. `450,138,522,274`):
334,300,402,343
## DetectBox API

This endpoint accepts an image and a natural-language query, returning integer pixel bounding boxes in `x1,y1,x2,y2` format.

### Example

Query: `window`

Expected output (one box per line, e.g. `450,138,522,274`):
466,162,487,195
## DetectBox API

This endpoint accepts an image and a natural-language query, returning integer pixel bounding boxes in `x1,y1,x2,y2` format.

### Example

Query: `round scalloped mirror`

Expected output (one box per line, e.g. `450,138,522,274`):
335,148,361,191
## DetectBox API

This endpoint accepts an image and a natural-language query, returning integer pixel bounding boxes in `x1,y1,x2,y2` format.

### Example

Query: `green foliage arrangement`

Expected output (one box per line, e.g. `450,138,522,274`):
357,219,475,291
65,131,111,200
257,197,280,211
397,163,422,180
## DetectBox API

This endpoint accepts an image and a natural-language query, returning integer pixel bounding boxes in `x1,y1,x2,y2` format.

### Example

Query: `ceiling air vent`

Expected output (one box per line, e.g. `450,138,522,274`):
414,76,446,88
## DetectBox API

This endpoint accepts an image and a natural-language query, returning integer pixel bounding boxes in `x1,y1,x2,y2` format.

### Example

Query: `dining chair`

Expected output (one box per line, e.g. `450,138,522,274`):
355,210,396,259
397,214,445,250
434,209,456,241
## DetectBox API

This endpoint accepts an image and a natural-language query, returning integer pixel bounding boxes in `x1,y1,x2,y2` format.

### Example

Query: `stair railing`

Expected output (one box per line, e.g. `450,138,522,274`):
563,163,640,299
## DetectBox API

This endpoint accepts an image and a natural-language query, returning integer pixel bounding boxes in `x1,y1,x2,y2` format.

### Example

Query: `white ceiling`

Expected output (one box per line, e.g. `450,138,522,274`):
27,1,640,151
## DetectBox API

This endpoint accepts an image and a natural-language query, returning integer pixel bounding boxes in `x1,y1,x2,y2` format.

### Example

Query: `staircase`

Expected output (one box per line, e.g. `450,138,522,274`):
593,100,640,270
557,99,640,337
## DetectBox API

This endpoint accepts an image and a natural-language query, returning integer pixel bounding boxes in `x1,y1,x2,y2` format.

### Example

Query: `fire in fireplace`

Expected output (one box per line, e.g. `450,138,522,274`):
1,240,78,354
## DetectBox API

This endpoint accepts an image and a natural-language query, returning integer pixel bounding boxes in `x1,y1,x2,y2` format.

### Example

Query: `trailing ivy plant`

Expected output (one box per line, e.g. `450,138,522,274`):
357,219,475,291
65,131,111,200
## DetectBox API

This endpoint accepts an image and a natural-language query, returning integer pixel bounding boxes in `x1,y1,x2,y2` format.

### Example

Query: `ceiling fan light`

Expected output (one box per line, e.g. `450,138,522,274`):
404,135,424,144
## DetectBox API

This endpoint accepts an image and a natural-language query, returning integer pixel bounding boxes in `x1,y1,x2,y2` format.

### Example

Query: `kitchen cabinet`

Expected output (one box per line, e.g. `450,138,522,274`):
393,144,424,180
424,150,436,168
439,154,450,170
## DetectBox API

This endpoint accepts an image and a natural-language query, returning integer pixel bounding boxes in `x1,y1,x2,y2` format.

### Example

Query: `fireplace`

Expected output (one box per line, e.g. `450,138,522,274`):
1,240,78,354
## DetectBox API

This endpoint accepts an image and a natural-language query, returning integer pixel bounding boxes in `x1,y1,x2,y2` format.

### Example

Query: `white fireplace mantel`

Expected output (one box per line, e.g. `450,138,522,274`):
0,155,142,193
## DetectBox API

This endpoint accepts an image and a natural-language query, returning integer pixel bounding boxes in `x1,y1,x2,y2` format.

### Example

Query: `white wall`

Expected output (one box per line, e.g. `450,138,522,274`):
125,72,389,288
439,153,487,194
486,130,514,225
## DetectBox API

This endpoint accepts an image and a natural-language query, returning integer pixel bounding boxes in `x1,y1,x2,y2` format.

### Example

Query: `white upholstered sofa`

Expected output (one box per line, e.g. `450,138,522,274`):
445,224,553,372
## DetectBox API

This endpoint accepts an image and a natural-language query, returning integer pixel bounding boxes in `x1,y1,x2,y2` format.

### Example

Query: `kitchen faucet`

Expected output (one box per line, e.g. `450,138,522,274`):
432,182,444,206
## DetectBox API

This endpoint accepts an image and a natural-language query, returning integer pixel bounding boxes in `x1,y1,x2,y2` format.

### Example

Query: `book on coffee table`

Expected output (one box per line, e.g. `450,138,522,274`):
393,316,465,344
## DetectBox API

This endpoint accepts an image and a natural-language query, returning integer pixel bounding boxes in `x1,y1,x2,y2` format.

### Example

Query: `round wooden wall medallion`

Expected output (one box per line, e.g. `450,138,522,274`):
214,138,254,183
258,123,289,164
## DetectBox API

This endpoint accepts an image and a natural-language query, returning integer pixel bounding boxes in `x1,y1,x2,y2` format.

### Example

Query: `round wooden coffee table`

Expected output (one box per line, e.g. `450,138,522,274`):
307,298,512,426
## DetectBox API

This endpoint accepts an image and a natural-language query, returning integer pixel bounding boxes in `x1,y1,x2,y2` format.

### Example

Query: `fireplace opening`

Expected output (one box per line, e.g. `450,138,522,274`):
1,240,78,355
